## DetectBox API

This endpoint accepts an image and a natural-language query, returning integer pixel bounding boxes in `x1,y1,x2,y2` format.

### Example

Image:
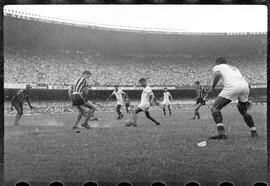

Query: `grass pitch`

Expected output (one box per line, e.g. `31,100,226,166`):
4,105,267,185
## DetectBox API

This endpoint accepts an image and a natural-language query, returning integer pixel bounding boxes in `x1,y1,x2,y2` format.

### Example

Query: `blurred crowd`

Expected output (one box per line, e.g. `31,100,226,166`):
4,100,266,116
4,48,267,87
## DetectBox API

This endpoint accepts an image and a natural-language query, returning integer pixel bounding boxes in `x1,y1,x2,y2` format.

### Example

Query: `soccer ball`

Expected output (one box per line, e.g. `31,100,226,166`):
125,119,134,127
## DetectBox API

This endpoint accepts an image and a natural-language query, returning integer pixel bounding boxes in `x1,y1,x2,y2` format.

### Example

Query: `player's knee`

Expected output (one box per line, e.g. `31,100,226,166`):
237,103,246,115
145,113,151,119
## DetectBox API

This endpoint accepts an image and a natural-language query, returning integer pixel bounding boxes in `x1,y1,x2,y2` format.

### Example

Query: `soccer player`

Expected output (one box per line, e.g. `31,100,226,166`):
124,94,131,114
160,87,172,116
70,70,97,129
192,81,208,119
11,84,34,125
106,85,127,119
68,85,91,129
207,57,257,139
128,78,160,126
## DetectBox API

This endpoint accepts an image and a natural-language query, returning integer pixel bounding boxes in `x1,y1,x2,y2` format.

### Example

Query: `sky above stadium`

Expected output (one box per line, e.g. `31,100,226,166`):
4,5,267,33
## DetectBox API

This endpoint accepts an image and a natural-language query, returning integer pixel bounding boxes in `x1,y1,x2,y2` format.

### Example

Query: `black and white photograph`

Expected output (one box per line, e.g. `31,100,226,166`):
3,5,268,185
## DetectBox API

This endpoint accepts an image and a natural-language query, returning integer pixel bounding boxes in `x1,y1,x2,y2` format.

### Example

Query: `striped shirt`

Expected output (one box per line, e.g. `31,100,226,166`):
13,89,29,103
196,86,207,98
73,77,88,94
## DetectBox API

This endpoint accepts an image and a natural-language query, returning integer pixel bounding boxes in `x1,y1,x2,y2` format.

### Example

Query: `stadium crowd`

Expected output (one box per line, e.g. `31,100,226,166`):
4,48,266,87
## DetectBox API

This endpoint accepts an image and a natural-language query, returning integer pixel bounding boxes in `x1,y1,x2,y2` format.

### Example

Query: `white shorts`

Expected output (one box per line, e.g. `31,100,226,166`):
162,101,171,106
219,82,249,102
138,102,150,112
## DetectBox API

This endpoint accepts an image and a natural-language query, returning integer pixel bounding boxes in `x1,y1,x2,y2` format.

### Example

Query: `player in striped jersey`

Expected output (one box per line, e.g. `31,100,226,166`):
11,84,34,125
192,81,208,120
70,70,97,129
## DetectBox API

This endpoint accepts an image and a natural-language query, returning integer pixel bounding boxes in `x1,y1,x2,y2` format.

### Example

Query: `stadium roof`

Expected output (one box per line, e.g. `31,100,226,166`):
4,5,267,35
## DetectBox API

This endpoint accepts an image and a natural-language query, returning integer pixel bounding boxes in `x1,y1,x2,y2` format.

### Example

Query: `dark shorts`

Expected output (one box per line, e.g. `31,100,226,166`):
125,103,130,107
71,94,86,106
196,97,206,105
12,101,23,113
116,104,122,110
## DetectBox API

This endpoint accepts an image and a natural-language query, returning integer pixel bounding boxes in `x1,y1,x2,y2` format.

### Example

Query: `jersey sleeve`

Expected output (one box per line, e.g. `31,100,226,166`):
212,65,221,73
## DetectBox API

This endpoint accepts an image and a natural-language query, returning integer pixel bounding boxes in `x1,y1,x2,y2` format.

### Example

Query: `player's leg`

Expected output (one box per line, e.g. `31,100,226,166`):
193,103,201,119
145,111,160,125
126,104,130,114
131,107,143,126
162,104,166,115
82,101,97,123
209,96,231,139
13,102,23,125
237,86,257,137
116,104,123,119
237,101,257,136
167,104,172,115
72,106,87,129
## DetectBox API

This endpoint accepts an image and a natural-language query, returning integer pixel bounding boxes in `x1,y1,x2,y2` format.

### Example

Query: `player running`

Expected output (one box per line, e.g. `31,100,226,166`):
160,87,172,116
124,94,131,114
70,70,97,129
207,57,257,139
192,81,208,119
127,78,160,126
11,84,34,125
106,85,127,119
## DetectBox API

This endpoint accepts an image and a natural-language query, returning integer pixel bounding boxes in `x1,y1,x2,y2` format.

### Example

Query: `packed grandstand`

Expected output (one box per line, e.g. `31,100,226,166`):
4,11,267,87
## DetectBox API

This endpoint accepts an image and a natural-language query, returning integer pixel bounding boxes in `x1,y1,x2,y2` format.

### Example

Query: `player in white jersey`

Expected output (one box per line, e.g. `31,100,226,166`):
126,78,160,126
160,88,172,116
207,57,257,139
106,85,127,119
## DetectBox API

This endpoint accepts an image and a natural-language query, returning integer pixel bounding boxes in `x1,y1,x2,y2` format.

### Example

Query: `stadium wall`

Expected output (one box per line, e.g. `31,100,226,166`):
4,88,266,102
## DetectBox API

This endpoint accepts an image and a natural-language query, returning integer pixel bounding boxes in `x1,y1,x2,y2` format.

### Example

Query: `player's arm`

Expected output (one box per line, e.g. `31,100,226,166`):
26,96,33,109
169,93,173,102
150,94,160,106
106,92,114,100
208,71,222,93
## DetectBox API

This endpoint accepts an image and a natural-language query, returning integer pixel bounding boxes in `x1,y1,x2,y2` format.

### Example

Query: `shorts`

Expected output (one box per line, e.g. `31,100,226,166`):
71,94,86,106
12,101,23,113
125,103,130,107
116,104,122,110
138,102,150,112
196,97,206,105
219,82,249,102
162,101,171,106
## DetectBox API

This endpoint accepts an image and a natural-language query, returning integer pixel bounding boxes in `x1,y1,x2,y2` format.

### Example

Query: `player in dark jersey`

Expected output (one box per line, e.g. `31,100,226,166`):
70,70,97,129
11,84,34,125
124,94,131,114
192,81,208,119
68,85,89,129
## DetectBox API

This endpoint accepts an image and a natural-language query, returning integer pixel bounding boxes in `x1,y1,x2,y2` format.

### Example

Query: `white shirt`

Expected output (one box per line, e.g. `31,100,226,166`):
140,86,153,104
163,92,171,102
112,89,125,105
213,64,247,87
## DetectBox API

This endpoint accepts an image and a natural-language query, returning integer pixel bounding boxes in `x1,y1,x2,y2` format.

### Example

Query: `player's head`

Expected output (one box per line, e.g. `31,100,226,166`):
164,87,168,92
215,57,227,65
82,70,92,79
114,85,119,90
25,84,32,92
139,78,147,87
